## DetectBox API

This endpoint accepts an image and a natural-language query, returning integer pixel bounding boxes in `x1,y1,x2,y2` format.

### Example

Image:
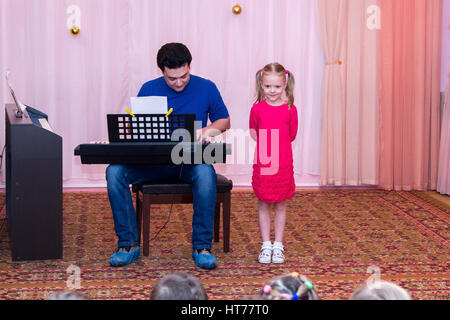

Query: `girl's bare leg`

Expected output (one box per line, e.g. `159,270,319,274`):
274,200,286,243
258,199,271,242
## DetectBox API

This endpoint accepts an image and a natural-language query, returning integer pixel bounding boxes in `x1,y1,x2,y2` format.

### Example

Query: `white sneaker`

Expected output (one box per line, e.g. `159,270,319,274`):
258,243,273,264
272,243,285,264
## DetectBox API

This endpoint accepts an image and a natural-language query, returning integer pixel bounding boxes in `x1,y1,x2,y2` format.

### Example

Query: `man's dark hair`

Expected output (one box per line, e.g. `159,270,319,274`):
157,43,192,71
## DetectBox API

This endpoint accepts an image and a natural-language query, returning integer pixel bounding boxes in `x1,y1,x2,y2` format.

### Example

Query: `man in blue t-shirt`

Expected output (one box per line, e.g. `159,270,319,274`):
106,43,230,269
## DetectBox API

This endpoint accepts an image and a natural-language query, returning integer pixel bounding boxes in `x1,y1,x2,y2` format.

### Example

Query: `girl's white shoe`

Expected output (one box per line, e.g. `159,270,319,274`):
258,242,273,264
272,242,285,264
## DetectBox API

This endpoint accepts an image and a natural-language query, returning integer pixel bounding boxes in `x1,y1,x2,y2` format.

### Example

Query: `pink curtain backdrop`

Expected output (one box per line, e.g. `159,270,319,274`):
0,0,325,187
441,0,450,92
438,73,450,195
1,0,446,190
437,0,450,195
378,0,442,191
316,0,379,186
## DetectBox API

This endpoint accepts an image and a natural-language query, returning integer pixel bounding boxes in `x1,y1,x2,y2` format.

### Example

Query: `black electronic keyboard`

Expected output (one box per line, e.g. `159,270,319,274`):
74,141,231,165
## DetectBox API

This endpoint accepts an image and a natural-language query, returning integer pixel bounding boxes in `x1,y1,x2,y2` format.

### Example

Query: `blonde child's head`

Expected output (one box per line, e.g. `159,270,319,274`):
255,63,295,109
260,272,319,300
350,281,411,300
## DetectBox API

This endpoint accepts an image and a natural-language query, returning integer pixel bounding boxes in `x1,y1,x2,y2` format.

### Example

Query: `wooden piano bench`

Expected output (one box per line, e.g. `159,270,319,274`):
132,174,233,257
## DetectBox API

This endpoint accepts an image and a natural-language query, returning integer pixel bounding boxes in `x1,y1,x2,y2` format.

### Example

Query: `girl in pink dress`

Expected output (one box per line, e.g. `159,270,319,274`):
249,63,298,264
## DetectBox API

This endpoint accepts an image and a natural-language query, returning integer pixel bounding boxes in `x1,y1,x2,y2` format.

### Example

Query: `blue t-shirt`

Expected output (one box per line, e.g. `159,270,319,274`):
137,75,229,128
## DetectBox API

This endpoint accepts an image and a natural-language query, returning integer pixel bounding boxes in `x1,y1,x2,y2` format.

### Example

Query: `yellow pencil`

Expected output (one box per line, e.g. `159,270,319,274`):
125,108,135,117
165,108,173,118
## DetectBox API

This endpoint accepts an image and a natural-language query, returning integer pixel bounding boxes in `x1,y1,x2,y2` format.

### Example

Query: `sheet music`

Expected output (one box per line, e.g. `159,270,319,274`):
130,96,168,114
38,118,53,132
5,70,26,112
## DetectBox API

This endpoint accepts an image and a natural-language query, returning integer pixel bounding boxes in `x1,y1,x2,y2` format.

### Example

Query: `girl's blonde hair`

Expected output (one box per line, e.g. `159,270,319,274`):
261,273,319,300
350,281,411,300
255,62,295,109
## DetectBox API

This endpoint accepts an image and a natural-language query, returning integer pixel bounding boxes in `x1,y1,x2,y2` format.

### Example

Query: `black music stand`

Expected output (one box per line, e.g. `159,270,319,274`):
107,114,196,143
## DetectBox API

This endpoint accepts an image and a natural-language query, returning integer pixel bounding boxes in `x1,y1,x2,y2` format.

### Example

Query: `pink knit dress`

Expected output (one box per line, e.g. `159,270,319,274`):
249,100,298,203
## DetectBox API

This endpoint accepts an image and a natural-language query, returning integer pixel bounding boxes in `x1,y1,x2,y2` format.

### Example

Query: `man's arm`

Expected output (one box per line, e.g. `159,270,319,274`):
197,117,231,141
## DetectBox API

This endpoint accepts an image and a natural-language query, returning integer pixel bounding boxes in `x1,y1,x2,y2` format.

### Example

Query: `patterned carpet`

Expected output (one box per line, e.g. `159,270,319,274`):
0,189,448,300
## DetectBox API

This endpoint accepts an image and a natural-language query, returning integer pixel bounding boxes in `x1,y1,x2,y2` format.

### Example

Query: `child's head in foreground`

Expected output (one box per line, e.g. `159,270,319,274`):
350,280,411,300
260,272,319,300
46,290,89,300
150,272,208,300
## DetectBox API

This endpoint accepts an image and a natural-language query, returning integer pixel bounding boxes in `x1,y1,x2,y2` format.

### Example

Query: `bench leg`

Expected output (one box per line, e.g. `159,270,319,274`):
142,195,151,257
214,202,220,242
136,191,142,246
223,191,231,252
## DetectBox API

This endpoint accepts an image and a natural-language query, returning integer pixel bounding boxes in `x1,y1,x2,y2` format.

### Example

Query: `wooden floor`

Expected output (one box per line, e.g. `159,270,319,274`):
427,191,450,206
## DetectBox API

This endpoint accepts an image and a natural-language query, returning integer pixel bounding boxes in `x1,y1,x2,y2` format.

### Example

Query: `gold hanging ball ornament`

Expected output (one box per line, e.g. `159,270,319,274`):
71,26,80,36
232,5,242,15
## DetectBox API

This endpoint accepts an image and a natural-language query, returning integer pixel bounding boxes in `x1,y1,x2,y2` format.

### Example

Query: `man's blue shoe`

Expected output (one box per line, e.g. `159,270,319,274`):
192,248,217,269
110,247,141,267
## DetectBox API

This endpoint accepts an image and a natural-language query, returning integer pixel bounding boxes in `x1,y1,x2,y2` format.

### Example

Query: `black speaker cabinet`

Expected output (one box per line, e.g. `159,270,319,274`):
5,104,62,261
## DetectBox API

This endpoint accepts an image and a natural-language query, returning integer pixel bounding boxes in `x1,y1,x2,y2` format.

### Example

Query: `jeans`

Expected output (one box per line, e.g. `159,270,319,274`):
105,164,217,250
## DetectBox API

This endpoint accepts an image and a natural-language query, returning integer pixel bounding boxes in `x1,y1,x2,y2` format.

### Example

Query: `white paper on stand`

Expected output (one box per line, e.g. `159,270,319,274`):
130,96,168,114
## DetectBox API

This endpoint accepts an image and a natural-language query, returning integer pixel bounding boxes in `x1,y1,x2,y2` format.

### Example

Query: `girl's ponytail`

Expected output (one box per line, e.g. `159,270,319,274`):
285,71,295,110
254,69,265,105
